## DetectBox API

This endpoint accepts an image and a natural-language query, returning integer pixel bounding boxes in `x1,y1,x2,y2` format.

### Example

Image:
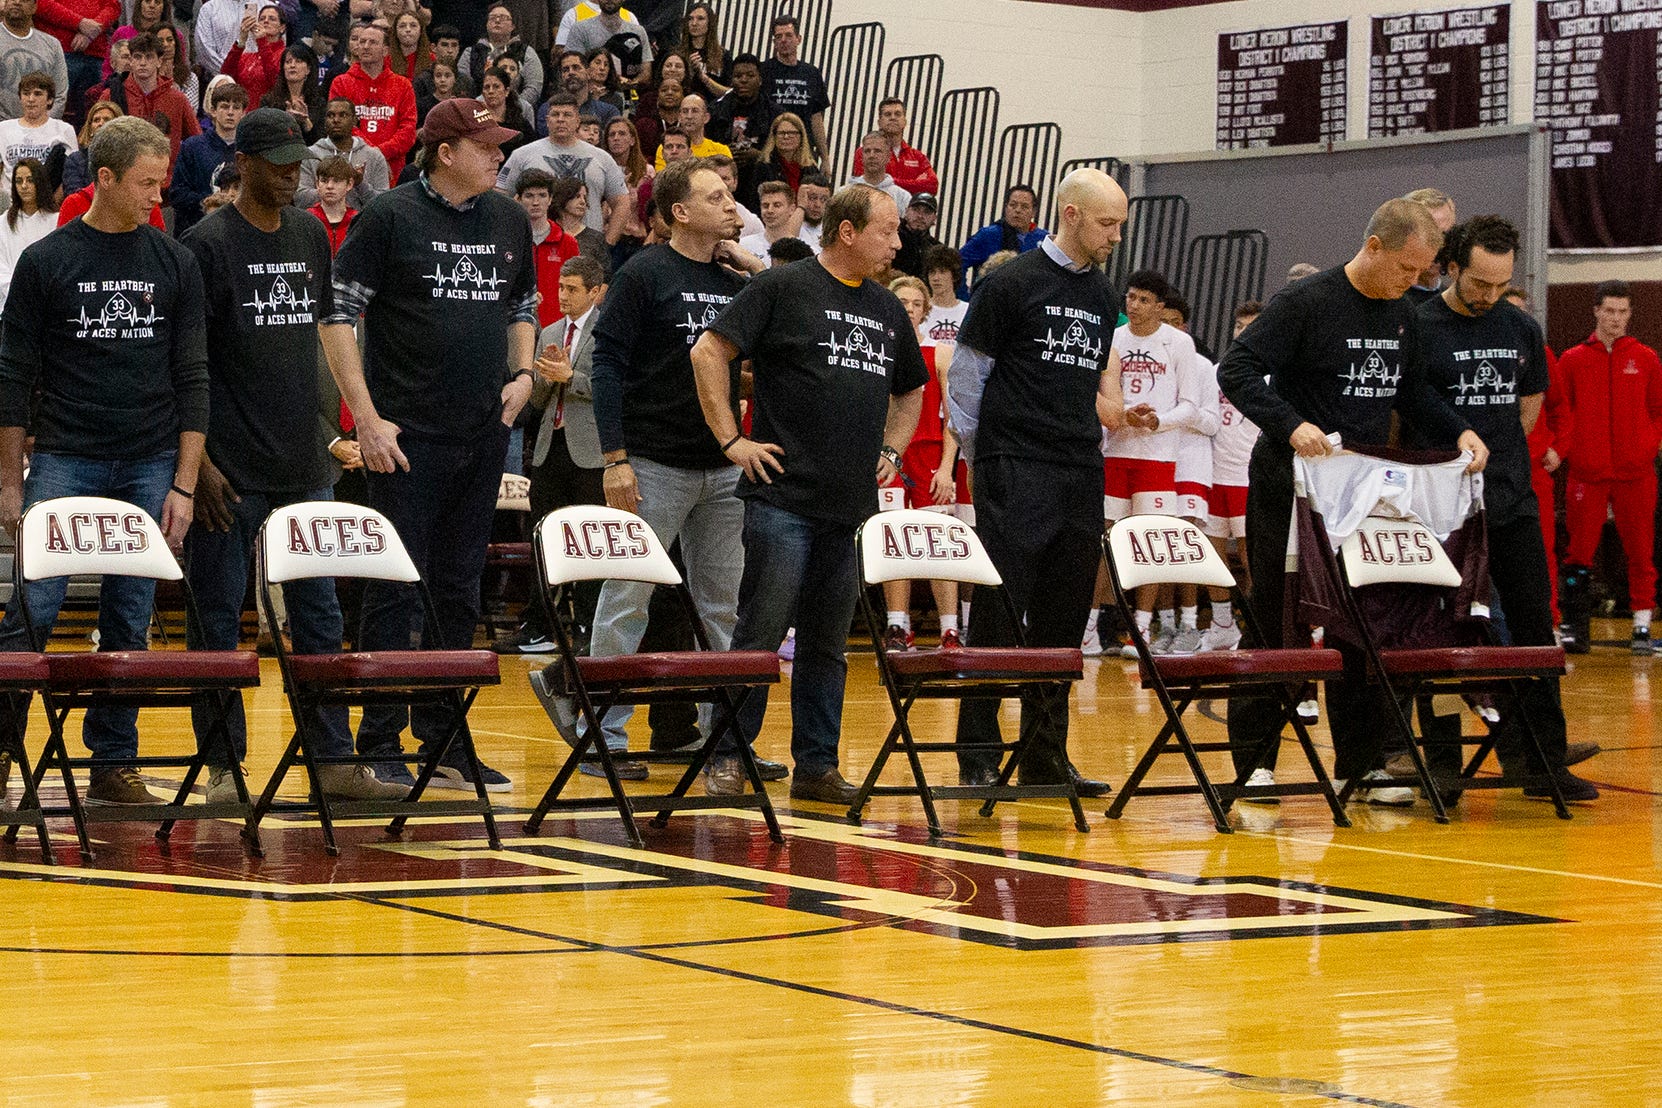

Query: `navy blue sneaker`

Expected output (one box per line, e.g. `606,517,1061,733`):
426,743,512,794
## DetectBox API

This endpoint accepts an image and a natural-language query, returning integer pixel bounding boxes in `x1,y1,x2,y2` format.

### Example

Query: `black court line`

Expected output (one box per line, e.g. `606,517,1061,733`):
365,894,1425,1108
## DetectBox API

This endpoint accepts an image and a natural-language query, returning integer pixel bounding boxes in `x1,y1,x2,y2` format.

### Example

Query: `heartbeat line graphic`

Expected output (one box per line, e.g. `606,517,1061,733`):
68,293,160,329
430,255,507,290
242,276,316,314
1032,320,1103,359
1341,350,1402,389
676,306,721,336
819,327,891,365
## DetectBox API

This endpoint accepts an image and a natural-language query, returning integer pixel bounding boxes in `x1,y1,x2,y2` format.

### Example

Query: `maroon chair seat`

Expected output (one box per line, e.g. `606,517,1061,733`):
48,650,260,686
287,650,502,686
486,541,533,561
1378,645,1565,678
0,654,52,685
887,647,1083,681
1146,648,1345,687
573,650,781,689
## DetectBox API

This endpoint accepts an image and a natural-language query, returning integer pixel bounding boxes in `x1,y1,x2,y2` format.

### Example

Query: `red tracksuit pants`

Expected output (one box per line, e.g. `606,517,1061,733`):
1564,468,1658,613
1531,467,1559,622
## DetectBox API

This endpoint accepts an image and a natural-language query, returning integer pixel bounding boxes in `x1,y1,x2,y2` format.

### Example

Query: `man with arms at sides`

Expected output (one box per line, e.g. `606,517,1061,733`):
1217,198,1487,799
328,21,417,181
1402,214,1598,801
181,108,409,804
758,15,827,161
946,168,1127,796
319,98,536,793
0,117,205,805
690,183,927,803
851,97,937,197
567,158,777,789
496,92,628,245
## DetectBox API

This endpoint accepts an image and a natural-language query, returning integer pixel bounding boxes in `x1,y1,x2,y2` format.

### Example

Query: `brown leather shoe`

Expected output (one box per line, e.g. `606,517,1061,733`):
789,767,858,804
703,757,746,796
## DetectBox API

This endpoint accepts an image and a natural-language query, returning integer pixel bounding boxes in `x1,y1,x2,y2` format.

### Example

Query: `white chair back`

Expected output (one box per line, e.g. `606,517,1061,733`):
497,473,531,512
18,497,181,582
858,509,1002,587
1107,515,1236,591
1339,517,1462,588
535,505,682,587
261,503,419,584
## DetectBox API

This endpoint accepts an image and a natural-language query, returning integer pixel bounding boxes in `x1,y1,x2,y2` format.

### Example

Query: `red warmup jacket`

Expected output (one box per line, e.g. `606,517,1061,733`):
531,223,581,330
329,64,417,180
99,75,199,179
222,38,286,108
57,182,167,228
852,139,939,197
1558,332,1662,482
1527,345,1572,465
35,0,119,59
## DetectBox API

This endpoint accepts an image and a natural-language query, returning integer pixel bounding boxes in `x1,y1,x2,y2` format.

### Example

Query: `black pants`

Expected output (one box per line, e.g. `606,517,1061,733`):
955,456,1101,776
1228,447,1387,780
1420,511,1568,773
524,429,604,639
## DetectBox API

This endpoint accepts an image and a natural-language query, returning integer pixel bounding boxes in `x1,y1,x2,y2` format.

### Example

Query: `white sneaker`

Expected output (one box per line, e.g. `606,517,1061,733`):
1342,768,1415,807
1296,698,1319,723
1149,626,1178,655
1081,626,1103,657
1120,640,1142,659
1168,626,1204,655
1198,624,1242,652
1240,767,1279,804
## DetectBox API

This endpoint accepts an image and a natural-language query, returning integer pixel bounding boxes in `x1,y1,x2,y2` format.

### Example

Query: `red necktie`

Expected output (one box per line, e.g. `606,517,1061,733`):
565,320,577,350
554,320,576,428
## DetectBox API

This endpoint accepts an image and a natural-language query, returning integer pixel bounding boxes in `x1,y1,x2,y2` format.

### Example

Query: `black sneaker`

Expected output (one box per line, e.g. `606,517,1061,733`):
1633,628,1655,656
492,626,557,655
578,758,648,781
427,744,512,793
1525,770,1599,803
1559,624,1589,655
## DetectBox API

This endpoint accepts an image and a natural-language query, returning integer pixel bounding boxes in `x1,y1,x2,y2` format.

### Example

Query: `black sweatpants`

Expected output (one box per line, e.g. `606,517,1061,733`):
955,456,1102,777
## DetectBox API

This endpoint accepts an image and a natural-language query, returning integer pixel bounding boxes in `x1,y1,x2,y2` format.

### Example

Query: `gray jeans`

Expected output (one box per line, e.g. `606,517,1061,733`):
581,456,744,750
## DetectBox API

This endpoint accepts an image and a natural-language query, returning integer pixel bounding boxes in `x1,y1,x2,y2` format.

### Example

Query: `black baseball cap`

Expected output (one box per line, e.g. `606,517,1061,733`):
236,107,310,164
909,192,938,212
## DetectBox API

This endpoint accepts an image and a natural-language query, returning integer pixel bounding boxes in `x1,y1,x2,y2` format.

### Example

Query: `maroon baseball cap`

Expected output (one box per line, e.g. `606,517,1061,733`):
417,98,520,146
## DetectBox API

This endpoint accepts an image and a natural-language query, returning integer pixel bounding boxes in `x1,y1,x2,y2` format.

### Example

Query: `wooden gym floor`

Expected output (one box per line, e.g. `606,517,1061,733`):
0,621,1657,1106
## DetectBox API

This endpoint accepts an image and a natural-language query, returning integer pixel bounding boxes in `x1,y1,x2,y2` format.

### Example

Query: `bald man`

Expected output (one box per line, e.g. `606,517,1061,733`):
653,94,733,170
946,168,1129,796
1217,198,1487,799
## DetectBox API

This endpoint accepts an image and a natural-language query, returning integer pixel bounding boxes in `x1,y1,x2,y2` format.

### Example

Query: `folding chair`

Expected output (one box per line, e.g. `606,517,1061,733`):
848,508,1089,838
1333,517,1571,820
0,652,55,862
483,473,536,642
7,496,260,862
523,505,783,847
248,502,503,856
1102,515,1351,832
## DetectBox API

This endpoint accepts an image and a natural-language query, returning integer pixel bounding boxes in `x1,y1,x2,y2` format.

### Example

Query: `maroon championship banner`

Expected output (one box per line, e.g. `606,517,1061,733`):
1368,5,1510,136
1216,21,1348,149
1536,0,1662,248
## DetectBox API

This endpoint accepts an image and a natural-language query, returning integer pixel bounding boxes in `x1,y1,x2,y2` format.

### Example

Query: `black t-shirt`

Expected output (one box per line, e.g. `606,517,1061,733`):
958,246,1116,470
1410,296,1551,525
590,244,744,468
708,258,929,524
327,181,537,442
0,219,208,459
1218,265,1468,457
759,58,830,146
182,205,337,495
709,91,776,153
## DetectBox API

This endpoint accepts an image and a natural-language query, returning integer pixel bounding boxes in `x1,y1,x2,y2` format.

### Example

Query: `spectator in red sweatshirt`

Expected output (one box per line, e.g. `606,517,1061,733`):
219,3,286,108
327,20,415,179
1509,287,1572,625
850,97,938,197
1557,279,1662,654
97,32,196,179
33,0,116,126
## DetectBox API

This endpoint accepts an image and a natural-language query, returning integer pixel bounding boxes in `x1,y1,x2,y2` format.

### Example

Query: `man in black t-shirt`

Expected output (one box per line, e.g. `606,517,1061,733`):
946,168,1128,797
1218,198,1488,796
691,184,928,804
0,117,208,807
181,109,411,807
570,159,774,789
759,15,830,161
1408,215,1598,801
320,99,538,795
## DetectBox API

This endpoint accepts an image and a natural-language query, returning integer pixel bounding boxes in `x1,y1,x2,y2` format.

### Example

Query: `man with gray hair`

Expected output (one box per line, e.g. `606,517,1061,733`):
1217,197,1489,800
0,116,208,805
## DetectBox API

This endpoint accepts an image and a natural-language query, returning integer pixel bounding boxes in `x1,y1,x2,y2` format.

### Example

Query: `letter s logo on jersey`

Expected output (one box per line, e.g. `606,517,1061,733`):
559,520,652,559
43,512,151,555
879,521,972,561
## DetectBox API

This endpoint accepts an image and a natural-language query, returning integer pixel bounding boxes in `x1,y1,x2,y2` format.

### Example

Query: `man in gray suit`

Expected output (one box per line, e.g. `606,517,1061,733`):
502,252,609,654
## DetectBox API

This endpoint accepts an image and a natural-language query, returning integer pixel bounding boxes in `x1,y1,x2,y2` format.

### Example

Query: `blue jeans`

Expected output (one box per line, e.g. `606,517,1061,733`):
726,499,858,776
355,426,509,756
185,485,351,765
0,450,175,760
582,457,744,751
64,52,101,125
